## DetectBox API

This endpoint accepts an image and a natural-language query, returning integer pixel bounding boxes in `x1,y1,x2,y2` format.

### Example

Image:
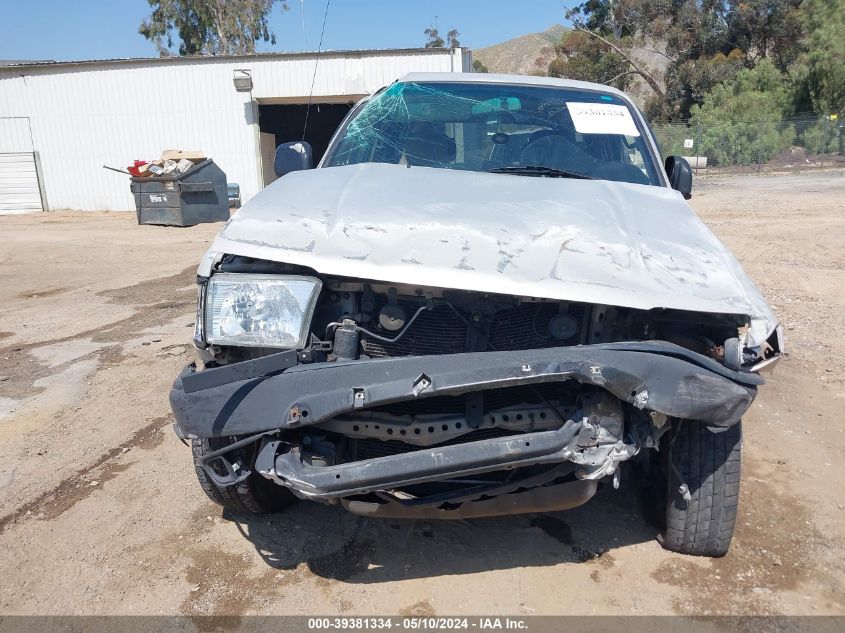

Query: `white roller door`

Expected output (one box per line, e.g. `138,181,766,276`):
0,153,43,212
0,118,44,214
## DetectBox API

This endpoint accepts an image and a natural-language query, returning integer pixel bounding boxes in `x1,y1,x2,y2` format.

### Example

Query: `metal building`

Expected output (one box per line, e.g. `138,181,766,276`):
0,48,471,213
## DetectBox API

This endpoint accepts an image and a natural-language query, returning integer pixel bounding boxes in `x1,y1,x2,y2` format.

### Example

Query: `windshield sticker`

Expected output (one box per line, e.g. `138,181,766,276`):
567,102,640,137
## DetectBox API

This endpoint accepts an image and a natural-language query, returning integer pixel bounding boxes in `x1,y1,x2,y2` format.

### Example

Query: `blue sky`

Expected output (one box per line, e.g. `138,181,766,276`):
0,1,573,62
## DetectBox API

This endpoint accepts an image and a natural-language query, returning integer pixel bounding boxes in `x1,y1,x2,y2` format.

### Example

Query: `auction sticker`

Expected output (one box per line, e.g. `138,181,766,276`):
567,102,640,137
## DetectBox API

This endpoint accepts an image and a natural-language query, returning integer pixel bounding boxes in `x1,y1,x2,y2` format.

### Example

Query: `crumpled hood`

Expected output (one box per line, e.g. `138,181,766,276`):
206,163,777,343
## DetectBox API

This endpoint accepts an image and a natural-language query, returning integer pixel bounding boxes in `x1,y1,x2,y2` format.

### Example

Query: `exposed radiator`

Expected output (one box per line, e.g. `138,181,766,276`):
361,302,588,358
489,302,587,350
362,304,465,358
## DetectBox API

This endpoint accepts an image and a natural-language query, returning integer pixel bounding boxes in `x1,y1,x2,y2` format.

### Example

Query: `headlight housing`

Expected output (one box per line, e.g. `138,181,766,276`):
204,274,321,349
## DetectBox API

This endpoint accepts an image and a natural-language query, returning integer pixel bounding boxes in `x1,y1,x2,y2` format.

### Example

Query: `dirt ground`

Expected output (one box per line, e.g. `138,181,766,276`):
0,171,843,619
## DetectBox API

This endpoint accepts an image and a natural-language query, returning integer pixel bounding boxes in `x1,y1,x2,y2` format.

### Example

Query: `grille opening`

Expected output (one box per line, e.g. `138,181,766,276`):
360,300,589,358
319,382,596,463
368,381,585,417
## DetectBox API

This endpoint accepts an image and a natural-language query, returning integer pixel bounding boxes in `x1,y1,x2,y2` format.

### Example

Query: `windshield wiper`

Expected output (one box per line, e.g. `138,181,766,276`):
488,165,594,180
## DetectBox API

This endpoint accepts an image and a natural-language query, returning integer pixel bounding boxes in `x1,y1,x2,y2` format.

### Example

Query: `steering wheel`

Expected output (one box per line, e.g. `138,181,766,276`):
518,133,571,165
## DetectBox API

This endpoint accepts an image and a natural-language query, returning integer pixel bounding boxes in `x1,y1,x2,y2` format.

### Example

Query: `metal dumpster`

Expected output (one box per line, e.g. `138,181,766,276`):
130,159,229,226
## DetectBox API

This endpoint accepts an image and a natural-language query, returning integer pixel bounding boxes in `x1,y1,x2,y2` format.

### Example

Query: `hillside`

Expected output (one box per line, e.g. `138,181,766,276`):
471,25,669,109
473,25,567,76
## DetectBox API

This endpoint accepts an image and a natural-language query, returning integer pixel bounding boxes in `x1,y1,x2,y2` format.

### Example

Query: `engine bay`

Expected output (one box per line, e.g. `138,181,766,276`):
206,254,758,370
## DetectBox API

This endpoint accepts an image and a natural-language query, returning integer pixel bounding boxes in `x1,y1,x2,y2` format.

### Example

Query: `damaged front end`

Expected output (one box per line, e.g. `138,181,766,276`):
170,256,775,520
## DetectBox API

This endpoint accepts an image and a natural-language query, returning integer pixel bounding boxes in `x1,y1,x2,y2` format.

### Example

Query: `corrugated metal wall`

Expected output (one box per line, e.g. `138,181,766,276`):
0,49,467,211
0,117,33,152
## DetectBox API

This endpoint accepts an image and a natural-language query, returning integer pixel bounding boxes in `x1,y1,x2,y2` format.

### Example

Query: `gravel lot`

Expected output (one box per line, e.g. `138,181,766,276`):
0,171,843,617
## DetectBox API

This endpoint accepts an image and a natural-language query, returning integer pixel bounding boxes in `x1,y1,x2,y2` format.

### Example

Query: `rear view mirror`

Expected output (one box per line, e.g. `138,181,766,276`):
274,141,314,177
470,96,522,115
665,155,692,199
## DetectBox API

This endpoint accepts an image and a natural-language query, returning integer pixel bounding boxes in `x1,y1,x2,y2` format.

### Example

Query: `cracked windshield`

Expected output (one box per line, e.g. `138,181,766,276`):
324,81,662,186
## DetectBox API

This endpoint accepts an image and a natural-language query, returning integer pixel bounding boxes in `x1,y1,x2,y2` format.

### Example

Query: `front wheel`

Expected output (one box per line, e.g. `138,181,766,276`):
191,437,295,515
660,420,742,557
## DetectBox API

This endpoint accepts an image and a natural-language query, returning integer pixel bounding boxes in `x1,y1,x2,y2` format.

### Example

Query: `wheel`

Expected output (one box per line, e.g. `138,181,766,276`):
659,420,742,557
191,437,295,515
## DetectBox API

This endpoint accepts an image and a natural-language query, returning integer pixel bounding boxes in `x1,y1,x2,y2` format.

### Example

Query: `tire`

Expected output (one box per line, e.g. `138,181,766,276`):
660,420,742,557
191,437,295,515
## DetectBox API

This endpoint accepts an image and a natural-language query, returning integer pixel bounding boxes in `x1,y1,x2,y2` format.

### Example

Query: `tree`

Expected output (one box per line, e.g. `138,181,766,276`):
553,0,808,120
140,0,288,56
472,59,489,73
800,0,845,113
549,30,637,91
424,26,460,49
556,1,666,102
424,27,445,49
689,60,795,164
726,0,804,71
657,48,746,120
532,45,556,76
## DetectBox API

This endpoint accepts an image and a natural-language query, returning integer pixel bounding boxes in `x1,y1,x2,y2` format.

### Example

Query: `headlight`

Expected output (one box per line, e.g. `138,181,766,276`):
204,274,321,349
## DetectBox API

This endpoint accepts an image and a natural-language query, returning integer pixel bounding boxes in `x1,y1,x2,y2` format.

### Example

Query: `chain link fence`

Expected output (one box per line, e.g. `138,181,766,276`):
651,113,844,171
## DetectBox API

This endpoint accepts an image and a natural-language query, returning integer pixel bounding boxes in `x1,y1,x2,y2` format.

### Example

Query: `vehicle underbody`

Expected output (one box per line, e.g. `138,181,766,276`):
171,255,774,523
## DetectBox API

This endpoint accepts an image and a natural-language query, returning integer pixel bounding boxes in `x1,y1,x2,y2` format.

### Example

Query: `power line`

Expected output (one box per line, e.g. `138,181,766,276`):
302,0,331,141
299,0,307,50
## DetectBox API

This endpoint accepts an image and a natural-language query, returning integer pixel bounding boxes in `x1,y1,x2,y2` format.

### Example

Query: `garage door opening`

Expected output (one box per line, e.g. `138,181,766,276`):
258,101,355,186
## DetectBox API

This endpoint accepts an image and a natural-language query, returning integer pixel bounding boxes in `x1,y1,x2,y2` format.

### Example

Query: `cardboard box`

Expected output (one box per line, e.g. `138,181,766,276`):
161,149,205,162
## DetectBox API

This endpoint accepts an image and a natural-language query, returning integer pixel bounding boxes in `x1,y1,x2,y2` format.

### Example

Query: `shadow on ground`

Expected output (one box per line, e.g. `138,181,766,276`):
227,474,659,583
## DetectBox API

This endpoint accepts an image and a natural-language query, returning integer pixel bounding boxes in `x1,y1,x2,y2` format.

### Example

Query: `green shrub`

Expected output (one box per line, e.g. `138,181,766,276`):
696,121,794,165
800,119,839,154
687,60,795,165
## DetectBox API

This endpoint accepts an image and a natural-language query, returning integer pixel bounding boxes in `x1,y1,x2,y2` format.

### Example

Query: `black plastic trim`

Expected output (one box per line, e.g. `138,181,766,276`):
181,349,298,394
170,341,761,438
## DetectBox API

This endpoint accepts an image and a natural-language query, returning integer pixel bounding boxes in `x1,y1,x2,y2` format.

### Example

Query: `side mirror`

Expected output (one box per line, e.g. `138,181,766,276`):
274,141,313,177
665,155,692,199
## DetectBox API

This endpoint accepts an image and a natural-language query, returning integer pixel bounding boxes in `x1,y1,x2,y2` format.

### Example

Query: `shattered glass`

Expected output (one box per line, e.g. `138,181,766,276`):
323,81,662,186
